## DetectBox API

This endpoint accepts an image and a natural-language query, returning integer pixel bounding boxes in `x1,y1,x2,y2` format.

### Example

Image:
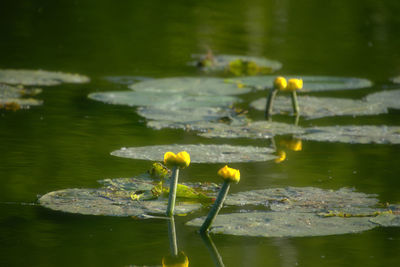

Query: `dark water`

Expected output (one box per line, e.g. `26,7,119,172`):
1,0,400,266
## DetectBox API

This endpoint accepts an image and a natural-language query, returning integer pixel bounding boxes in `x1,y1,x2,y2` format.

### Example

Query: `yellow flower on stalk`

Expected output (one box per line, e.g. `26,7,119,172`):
163,151,191,168
274,76,287,91
217,165,240,183
287,78,303,91
281,138,302,151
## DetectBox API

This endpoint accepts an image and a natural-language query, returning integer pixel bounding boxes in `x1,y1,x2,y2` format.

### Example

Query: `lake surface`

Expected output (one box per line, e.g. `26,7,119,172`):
1,0,399,266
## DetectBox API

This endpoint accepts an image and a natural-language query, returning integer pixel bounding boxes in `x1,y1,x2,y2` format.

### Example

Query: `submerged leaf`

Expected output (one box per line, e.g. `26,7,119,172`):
111,144,276,163
0,69,89,86
250,96,386,119
300,125,400,144
39,176,218,217
231,75,372,92
128,77,252,96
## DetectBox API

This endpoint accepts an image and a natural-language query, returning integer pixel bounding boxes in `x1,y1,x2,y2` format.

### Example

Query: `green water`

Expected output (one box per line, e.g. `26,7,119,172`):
1,0,400,266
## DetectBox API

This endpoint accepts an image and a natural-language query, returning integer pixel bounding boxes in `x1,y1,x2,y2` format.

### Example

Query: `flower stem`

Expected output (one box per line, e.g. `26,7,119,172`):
265,88,278,120
199,180,231,233
291,91,300,115
166,166,179,217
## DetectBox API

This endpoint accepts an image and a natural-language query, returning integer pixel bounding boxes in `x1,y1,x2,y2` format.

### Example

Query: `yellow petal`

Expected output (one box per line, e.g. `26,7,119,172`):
274,76,287,91
164,151,177,166
287,78,303,91
176,151,191,168
217,165,240,183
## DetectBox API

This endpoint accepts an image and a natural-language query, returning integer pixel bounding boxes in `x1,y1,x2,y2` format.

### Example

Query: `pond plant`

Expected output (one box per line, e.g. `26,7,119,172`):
265,76,303,119
199,165,240,233
163,151,191,216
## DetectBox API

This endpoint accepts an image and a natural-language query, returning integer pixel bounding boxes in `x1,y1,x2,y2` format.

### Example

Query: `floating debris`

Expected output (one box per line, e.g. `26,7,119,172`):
111,144,277,163
0,69,89,86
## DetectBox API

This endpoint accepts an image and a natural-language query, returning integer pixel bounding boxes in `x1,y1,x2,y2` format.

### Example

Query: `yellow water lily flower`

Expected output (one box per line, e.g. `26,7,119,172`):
274,76,287,91
164,151,191,168
287,78,303,91
281,138,302,151
217,165,240,183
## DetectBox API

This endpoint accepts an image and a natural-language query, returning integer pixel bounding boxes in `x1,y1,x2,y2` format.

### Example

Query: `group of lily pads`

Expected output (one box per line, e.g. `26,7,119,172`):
0,69,89,110
30,53,400,240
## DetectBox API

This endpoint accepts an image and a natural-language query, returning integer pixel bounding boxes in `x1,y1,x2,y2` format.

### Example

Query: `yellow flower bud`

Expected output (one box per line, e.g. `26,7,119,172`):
287,79,303,91
163,151,191,168
217,165,240,183
274,76,287,91
280,138,302,151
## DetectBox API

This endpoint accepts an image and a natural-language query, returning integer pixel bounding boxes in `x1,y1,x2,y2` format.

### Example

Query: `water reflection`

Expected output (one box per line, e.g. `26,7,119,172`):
162,217,189,267
200,232,225,267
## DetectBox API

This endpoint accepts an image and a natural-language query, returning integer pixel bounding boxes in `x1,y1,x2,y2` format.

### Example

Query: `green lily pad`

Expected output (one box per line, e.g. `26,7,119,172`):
187,187,398,237
365,89,400,110
0,83,43,110
88,91,238,109
300,125,400,144
111,144,276,163
104,76,152,85
0,69,90,86
128,77,251,96
39,175,218,217
137,106,248,125
187,211,376,237
198,121,305,139
231,75,372,92
250,96,386,119
192,54,282,75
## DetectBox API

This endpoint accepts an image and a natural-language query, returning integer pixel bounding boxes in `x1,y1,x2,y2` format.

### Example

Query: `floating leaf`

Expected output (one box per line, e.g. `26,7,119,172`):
39,176,218,217
88,91,238,108
231,75,372,92
187,211,377,237
0,83,43,110
0,69,90,86
111,144,276,163
198,121,305,139
250,96,386,119
392,76,400,84
192,54,282,75
128,77,251,96
187,187,398,237
104,76,152,85
137,106,248,125
365,89,400,110
300,125,400,144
